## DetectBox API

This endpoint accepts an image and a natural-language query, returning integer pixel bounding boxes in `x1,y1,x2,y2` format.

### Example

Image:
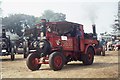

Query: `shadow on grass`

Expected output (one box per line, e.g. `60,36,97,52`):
62,62,118,71
34,62,118,71
0,57,25,62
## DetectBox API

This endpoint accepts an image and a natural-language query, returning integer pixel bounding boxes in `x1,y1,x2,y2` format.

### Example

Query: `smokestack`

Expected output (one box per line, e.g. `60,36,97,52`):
92,24,96,35
92,24,97,39
40,19,46,36
2,26,6,38
41,19,46,24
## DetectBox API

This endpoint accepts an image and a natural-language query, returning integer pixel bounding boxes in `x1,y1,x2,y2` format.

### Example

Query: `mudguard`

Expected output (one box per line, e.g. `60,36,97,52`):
85,44,95,54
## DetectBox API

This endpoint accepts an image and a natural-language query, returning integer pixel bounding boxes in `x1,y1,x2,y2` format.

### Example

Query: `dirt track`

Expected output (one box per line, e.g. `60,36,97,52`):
0,51,119,78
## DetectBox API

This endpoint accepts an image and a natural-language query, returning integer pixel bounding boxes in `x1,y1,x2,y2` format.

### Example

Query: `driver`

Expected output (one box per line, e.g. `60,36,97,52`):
76,26,82,50
64,26,76,37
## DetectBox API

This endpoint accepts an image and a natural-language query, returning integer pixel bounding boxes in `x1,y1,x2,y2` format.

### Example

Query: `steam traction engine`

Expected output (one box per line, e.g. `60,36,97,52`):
26,19,101,71
1,27,15,60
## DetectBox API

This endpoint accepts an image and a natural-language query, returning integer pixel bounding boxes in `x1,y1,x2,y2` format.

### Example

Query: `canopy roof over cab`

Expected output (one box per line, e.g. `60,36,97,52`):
24,21,83,37
46,21,83,34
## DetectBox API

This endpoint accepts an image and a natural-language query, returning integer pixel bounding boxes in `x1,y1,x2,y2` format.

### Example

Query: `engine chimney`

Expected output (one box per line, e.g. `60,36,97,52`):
2,26,6,38
92,24,96,35
40,19,47,36
92,24,97,39
41,19,46,25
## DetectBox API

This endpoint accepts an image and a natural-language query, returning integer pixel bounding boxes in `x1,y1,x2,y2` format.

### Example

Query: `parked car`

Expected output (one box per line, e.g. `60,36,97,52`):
114,41,120,51
107,41,114,51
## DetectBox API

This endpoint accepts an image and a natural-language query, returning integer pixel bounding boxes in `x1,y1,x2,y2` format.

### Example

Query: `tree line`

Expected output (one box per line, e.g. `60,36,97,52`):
2,10,66,36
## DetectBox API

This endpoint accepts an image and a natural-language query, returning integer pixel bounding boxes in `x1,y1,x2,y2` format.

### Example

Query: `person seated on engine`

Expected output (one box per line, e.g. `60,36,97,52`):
64,26,81,50
76,26,81,37
64,26,76,37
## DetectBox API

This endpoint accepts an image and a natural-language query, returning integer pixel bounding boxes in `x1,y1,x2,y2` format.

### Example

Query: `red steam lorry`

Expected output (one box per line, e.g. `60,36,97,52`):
26,19,105,71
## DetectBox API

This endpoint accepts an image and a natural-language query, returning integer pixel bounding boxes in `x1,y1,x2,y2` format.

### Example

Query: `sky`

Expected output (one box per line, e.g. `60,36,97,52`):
1,0,119,34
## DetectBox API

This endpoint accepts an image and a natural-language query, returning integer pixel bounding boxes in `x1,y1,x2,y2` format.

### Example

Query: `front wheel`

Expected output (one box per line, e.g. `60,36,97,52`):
24,47,29,58
26,53,41,71
49,52,64,71
82,47,94,65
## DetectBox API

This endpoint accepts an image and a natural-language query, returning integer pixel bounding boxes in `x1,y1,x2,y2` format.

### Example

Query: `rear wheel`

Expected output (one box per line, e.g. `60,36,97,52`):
101,47,105,56
82,47,94,65
49,52,64,71
102,51,105,56
96,51,101,55
26,53,41,71
95,44,101,55
11,47,15,61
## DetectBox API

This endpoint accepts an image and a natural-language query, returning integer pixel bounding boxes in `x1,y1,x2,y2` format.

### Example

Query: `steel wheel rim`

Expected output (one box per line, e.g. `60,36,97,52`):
88,52,92,61
54,56,62,68
32,58,39,66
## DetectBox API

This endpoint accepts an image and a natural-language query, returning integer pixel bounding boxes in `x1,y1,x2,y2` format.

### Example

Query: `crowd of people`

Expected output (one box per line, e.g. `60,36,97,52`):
99,38,120,51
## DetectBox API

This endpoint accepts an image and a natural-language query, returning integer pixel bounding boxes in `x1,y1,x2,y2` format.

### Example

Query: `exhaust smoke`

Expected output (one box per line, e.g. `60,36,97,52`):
82,3,99,24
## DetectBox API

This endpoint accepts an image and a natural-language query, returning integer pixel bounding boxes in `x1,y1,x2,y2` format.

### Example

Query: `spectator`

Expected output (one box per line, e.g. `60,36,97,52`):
100,38,106,46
